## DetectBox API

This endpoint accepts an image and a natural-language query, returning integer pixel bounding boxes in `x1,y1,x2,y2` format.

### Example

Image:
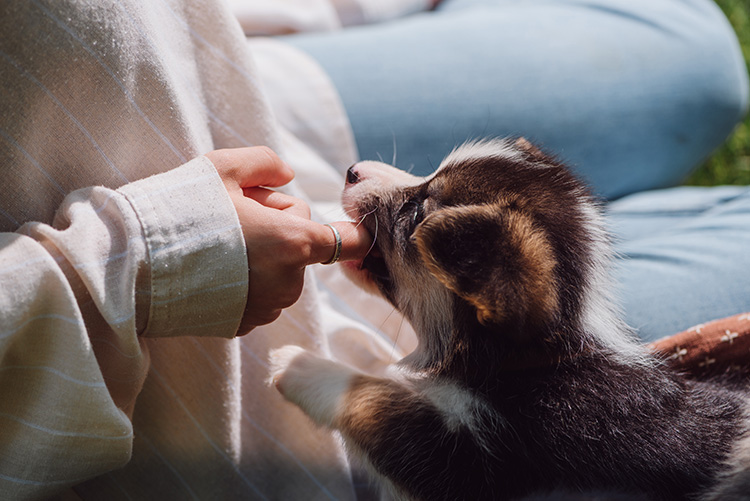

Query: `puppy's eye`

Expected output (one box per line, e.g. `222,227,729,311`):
398,199,425,230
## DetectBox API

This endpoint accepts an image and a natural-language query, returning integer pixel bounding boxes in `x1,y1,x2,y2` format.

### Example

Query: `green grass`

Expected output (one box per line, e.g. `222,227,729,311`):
685,0,750,186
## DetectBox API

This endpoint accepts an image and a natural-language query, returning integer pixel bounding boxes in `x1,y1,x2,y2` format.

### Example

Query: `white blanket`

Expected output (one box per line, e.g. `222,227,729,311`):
227,0,432,34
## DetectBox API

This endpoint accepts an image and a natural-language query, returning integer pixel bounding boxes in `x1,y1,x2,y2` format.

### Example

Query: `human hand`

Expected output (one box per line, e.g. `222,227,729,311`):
206,147,373,333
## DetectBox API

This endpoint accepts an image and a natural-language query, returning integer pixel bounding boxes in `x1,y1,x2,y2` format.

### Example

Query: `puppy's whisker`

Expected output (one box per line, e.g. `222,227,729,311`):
389,310,406,364
391,132,398,166
359,214,380,271
368,214,379,255
369,303,404,364
425,156,435,175
355,208,377,229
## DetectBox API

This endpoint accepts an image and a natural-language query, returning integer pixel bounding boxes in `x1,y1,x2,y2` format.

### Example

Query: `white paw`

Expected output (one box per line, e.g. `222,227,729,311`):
267,345,357,427
267,345,307,392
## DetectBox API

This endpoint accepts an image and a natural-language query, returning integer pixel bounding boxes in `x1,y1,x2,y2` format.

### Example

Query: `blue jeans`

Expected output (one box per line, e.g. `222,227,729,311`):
288,0,747,199
609,186,750,341
285,0,750,341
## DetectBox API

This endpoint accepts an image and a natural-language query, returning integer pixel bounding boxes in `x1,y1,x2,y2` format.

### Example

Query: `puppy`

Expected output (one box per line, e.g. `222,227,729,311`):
270,138,750,500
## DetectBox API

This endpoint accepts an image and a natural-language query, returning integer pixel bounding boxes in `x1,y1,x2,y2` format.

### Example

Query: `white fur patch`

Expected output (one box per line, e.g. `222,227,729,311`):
439,138,523,171
399,284,455,370
417,379,501,457
576,203,651,366
268,346,356,427
423,383,478,430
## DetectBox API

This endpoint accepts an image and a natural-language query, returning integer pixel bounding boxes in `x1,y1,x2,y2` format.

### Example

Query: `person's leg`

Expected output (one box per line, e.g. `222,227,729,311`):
286,0,748,199
608,186,750,341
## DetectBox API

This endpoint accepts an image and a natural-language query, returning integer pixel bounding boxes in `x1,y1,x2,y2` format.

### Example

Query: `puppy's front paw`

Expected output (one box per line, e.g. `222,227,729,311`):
267,344,307,396
267,345,356,427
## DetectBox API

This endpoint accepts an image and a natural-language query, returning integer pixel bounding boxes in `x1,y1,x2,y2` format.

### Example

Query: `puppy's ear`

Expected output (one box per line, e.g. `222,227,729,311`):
414,204,559,326
514,137,547,161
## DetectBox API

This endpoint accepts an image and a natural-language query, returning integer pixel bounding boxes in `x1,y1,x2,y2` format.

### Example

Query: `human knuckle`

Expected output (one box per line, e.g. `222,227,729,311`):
255,145,279,164
296,200,312,218
281,232,312,264
257,309,282,326
284,283,304,307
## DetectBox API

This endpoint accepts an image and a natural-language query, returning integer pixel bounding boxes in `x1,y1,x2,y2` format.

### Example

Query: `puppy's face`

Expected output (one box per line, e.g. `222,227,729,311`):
342,139,600,350
341,158,456,340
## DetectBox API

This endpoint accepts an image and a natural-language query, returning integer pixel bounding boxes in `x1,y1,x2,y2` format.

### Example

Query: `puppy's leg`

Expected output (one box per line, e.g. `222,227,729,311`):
269,346,490,500
268,345,354,427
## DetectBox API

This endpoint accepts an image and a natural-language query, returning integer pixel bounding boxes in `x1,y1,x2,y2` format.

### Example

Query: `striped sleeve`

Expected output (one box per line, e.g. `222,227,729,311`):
0,156,248,498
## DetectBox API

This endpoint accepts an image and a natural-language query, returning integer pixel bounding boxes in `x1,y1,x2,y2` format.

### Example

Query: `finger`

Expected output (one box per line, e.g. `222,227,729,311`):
332,221,375,262
305,220,374,265
243,187,311,219
242,267,305,330
207,146,294,188
237,309,281,335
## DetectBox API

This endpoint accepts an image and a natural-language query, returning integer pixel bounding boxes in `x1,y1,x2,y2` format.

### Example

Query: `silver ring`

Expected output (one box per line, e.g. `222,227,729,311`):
322,224,342,265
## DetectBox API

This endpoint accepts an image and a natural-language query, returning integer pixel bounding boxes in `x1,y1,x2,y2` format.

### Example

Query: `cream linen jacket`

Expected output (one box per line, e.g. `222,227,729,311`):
0,0,421,499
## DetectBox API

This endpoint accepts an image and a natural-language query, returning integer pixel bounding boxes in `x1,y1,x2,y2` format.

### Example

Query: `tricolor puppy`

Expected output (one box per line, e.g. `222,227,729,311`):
270,139,750,500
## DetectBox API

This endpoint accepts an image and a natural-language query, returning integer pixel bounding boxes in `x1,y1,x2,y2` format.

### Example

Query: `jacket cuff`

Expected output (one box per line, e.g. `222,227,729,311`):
118,156,248,338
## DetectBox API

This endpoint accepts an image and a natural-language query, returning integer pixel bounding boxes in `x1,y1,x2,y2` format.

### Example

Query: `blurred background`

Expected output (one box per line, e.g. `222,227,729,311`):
688,0,750,185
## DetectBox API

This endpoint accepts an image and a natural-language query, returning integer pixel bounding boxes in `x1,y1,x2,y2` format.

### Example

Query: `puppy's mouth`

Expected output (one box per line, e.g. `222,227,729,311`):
342,209,391,286
361,244,389,281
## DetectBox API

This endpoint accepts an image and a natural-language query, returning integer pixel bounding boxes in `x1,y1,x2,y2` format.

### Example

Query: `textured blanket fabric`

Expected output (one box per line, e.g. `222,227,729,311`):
650,313,750,378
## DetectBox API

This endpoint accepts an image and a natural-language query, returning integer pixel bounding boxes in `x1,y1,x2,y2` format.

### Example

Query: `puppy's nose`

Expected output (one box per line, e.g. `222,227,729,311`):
346,165,360,185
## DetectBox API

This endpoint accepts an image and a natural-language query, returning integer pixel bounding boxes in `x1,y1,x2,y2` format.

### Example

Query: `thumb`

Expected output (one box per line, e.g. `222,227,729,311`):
207,146,294,189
